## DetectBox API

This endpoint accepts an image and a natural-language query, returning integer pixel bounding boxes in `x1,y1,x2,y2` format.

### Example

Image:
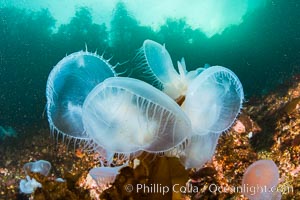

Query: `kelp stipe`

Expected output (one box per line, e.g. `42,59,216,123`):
82,77,191,157
46,51,116,140
181,66,244,135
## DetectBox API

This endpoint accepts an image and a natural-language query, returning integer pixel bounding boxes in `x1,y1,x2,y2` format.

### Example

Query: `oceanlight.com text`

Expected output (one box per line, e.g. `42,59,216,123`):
208,183,293,196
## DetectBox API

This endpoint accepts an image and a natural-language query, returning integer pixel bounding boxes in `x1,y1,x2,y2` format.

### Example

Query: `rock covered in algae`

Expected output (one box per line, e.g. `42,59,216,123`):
29,172,91,200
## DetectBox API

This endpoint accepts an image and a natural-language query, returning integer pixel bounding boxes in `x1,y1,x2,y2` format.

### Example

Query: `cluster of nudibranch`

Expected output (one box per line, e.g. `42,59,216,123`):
45,40,244,188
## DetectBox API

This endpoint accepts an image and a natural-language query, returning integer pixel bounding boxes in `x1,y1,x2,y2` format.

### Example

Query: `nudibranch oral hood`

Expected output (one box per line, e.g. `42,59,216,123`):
88,163,128,187
135,39,204,100
242,160,281,200
179,67,244,169
23,160,51,176
179,133,220,169
46,51,116,139
82,77,191,155
181,66,244,135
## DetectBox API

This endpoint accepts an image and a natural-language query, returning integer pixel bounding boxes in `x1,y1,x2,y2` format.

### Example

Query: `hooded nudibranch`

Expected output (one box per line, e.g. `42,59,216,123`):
23,160,51,176
177,66,243,168
19,176,42,194
135,40,243,134
242,160,281,200
134,40,244,169
135,39,204,100
46,51,116,139
88,163,127,187
82,77,191,155
181,66,244,135
46,40,245,173
179,133,220,169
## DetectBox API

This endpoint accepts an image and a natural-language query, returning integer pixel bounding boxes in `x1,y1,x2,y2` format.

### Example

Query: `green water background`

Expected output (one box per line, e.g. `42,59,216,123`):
0,1,299,129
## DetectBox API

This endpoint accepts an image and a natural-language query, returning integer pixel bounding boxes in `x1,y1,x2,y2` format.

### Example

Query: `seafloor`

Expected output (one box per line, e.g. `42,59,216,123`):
0,75,300,200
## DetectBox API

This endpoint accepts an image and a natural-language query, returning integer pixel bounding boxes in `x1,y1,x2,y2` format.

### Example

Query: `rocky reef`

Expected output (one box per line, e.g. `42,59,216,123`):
0,76,300,200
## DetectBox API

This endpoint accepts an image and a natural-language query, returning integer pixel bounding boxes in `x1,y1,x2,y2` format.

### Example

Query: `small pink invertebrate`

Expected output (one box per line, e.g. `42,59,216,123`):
242,160,281,200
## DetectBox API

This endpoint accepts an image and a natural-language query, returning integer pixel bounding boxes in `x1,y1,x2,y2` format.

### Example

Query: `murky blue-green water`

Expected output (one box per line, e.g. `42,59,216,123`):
0,0,299,134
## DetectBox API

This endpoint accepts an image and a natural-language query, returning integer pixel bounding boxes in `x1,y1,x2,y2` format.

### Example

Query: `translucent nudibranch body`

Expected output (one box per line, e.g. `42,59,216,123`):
19,176,42,194
23,160,51,176
242,160,281,200
82,77,191,154
0,126,17,139
181,66,244,135
179,133,220,169
172,66,244,168
136,39,204,100
135,39,244,169
45,39,245,173
89,164,126,187
46,51,116,139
